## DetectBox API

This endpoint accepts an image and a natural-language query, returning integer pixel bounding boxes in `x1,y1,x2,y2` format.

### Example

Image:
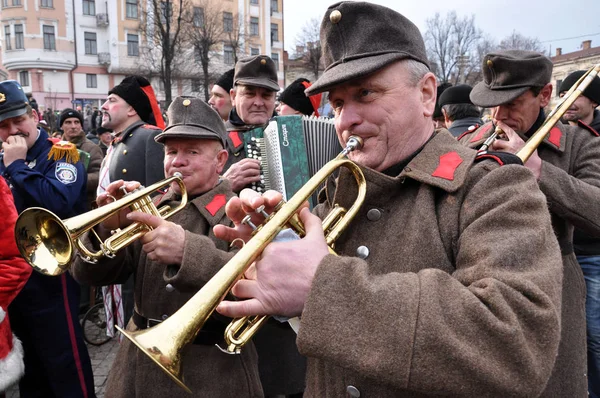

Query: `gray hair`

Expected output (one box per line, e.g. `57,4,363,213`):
403,59,431,86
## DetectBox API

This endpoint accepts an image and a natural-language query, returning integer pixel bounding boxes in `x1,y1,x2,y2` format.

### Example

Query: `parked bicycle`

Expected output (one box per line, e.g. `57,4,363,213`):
81,286,112,346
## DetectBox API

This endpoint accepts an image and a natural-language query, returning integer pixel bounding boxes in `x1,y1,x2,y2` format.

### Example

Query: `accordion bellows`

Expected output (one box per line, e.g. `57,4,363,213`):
243,115,341,205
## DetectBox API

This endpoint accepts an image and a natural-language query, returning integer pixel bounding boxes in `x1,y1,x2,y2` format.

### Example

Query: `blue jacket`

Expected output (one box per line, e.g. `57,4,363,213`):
1,128,87,218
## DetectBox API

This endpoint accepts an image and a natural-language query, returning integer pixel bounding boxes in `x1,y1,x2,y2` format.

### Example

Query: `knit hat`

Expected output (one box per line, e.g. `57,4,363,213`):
155,96,227,147
59,108,84,128
214,69,235,93
559,70,600,105
278,78,322,116
305,1,430,96
470,50,553,108
108,75,166,129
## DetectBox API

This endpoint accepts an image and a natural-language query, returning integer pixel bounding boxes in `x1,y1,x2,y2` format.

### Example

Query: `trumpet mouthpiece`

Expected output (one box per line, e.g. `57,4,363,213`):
340,136,363,158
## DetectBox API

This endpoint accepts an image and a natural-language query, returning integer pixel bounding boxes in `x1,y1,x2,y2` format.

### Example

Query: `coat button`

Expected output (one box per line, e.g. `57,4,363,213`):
346,385,360,397
165,283,175,292
366,208,381,221
356,246,369,259
122,169,127,174
161,314,168,320
123,149,128,155
404,166,412,172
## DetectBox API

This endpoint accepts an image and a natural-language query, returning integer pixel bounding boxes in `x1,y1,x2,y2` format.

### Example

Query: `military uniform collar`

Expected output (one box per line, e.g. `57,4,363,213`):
156,178,235,226
113,120,145,142
26,128,48,162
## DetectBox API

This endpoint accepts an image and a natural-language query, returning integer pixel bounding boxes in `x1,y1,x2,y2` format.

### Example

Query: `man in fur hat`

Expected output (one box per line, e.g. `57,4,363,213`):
560,70,600,133
72,97,263,397
97,75,167,327
276,78,322,117
209,69,234,121
215,2,566,397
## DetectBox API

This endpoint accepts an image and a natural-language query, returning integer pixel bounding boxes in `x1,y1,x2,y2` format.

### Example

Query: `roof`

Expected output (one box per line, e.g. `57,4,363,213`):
551,46,600,63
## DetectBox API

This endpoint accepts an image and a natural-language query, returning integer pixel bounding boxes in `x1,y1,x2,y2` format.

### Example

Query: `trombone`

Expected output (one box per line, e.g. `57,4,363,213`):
14,173,187,276
116,137,367,393
477,63,600,160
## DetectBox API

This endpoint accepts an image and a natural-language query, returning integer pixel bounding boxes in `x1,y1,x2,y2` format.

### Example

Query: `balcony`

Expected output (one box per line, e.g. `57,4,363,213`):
98,53,111,65
96,13,109,27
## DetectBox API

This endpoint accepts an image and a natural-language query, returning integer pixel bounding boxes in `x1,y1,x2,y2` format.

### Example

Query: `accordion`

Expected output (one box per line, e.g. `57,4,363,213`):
243,115,341,205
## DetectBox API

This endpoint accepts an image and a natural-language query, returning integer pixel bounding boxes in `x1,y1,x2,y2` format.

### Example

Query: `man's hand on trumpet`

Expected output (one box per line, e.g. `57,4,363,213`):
126,211,185,265
214,188,328,318
95,179,141,232
490,121,543,180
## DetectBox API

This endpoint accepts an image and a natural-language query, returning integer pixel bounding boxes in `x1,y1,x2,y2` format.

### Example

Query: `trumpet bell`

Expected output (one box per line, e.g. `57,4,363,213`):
15,207,73,276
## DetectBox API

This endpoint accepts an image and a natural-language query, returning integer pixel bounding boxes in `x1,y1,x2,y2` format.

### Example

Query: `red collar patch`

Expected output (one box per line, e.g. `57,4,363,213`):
205,194,227,216
470,123,492,142
432,151,463,181
548,127,562,147
228,131,243,148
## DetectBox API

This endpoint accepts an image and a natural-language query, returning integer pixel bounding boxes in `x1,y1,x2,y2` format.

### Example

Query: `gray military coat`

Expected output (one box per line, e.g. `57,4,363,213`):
460,121,600,396
298,131,563,397
71,180,263,397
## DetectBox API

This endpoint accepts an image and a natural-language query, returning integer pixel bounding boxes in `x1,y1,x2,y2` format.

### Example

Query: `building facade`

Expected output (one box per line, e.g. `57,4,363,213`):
0,0,284,117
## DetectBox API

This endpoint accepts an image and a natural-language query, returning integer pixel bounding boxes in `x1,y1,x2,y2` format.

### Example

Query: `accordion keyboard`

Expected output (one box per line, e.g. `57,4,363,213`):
246,136,269,193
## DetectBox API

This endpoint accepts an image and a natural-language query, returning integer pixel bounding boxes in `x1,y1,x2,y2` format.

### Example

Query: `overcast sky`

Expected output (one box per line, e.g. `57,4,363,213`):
283,0,600,57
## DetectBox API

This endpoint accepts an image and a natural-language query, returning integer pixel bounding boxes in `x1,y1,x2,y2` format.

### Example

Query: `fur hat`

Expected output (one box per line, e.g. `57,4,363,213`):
214,69,235,93
59,108,84,128
108,75,165,129
438,84,474,107
278,78,322,116
559,70,600,105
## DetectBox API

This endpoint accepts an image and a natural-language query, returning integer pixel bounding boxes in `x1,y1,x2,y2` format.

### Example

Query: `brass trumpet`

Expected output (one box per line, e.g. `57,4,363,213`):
14,173,187,276
117,137,367,393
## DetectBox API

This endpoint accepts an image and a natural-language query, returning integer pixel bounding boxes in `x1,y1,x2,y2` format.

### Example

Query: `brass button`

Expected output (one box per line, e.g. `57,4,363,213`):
129,133,133,137
366,208,381,221
123,149,127,155
165,283,175,292
122,168,127,174
182,99,191,106
260,59,267,65
356,246,369,260
486,59,493,67
330,10,342,24
346,385,360,397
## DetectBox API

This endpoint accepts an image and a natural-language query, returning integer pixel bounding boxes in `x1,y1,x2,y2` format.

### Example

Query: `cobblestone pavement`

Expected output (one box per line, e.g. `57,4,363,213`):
5,338,120,398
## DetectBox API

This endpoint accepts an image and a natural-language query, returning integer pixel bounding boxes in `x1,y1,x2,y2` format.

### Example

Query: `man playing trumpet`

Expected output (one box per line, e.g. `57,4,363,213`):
71,97,263,397
215,2,568,396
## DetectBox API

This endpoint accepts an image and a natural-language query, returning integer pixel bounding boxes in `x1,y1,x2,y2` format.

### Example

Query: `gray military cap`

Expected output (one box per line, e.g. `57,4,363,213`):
305,1,430,96
234,55,279,92
470,50,553,108
155,97,226,147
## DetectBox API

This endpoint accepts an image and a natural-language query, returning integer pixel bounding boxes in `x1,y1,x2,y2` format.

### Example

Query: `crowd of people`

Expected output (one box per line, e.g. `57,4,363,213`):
1,1,600,397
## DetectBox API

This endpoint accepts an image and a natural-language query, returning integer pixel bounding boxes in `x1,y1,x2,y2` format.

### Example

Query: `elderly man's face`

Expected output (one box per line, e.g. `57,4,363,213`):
230,85,276,126
163,138,228,196
0,109,40,149
561,93,597,124
492,84,552,134
208,85,233,120
327,61,437,172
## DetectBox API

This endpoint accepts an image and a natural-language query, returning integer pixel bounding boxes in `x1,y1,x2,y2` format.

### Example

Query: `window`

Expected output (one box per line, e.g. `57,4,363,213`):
250,0,258,4
270,23,278,43
2,0,7,7
43,25,55,50
86,74,97,88
14,24,23,49
223,12,232,33
125,0,137,19
127,34,139,56
271,0,277,12
191,79,201,92
40,0,53,7
250,17,259,36
160,1,172,24
4,26,11,50
250,47,259,56
194,45,202,62
19,71,29,86
12,0,21,5
224,45,234,65
84,32,97,55
556,80,563,97
193,7,204,28
82,0,95,15
271,52,279,71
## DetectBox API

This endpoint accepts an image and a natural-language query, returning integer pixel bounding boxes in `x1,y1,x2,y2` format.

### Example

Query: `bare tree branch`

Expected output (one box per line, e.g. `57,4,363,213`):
498,31,544,52
294,17,322,80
